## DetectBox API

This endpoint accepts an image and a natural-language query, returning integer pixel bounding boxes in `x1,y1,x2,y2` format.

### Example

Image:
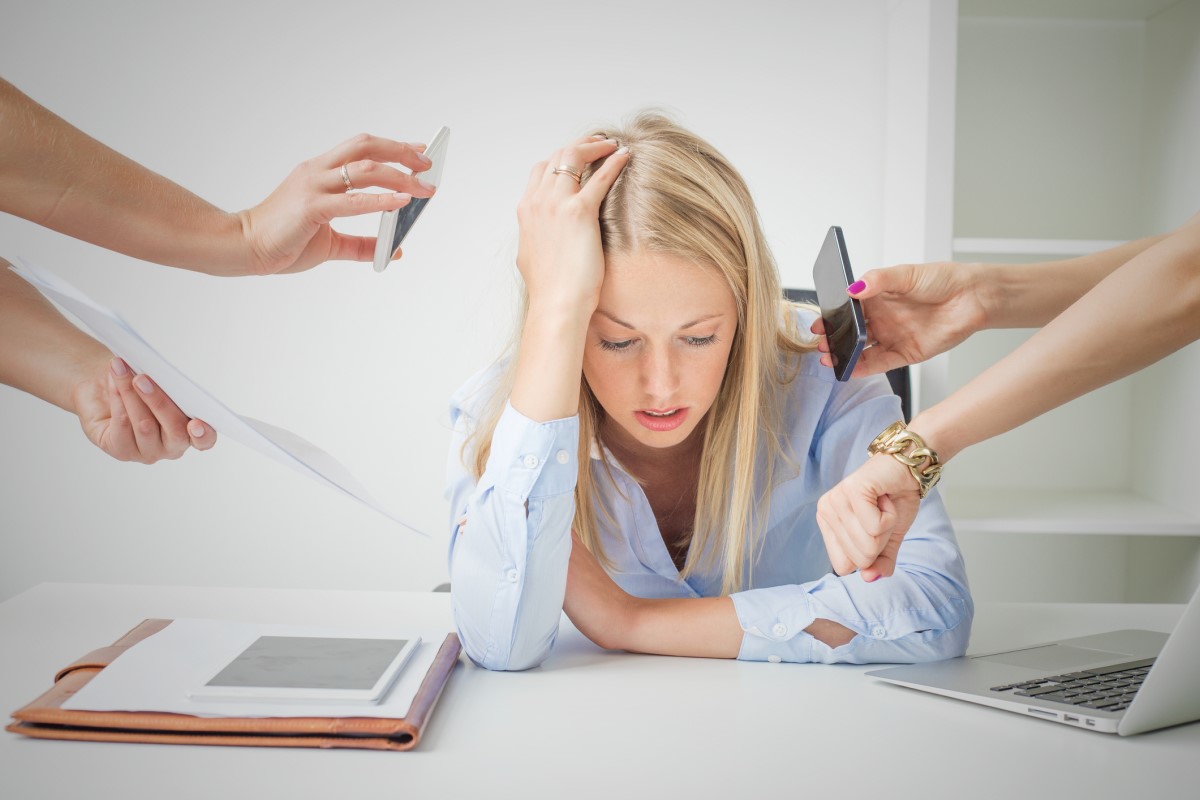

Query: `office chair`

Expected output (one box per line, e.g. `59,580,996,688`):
784,288,911,422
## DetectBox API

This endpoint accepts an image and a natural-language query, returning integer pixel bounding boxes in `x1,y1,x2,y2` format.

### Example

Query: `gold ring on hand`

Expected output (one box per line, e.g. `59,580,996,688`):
552,164,583,183
340,163,354,191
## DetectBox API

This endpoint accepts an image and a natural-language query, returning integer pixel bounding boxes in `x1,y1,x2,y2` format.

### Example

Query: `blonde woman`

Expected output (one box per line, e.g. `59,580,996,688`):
445,113,972,671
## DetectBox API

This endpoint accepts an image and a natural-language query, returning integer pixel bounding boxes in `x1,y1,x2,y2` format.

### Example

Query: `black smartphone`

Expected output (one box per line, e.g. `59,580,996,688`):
812,225,867,381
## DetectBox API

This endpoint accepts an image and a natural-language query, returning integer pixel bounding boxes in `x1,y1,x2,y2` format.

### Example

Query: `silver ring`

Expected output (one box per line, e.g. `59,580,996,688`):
552,164,583,183
340,163,354,191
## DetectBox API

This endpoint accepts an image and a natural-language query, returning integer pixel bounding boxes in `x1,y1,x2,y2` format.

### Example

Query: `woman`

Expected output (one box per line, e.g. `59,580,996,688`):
811,214,1200,581
445,113,972,671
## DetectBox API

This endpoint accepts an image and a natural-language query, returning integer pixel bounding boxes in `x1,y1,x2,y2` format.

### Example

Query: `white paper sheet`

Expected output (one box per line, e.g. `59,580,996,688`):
61,619,451,718
10,258,426,536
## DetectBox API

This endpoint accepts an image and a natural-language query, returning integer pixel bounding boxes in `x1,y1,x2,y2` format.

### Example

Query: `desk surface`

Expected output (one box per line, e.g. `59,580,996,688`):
0,583,1193,800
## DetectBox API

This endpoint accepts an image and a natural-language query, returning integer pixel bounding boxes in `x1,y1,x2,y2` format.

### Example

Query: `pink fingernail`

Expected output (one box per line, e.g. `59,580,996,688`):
133,375,154,394
188,421,205,438
110,357,129,377
848,280,866,295
393,192,412,202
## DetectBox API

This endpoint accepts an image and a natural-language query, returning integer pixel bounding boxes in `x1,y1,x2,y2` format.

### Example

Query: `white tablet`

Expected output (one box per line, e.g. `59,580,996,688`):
186,633,421,704
373,125,450,272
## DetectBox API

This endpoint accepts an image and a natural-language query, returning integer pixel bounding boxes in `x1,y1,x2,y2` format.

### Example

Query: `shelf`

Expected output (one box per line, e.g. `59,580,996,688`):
952,238,1126,257
942,488,1200,537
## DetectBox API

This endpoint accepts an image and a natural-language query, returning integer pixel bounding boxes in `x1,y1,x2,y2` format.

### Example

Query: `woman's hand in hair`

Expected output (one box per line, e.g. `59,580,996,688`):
815,453,920,582
515,136,630,312
810,261,989,378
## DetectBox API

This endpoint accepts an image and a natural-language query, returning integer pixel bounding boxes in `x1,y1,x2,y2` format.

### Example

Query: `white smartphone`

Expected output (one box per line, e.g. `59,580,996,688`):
186,633,421,704
373,125,450,272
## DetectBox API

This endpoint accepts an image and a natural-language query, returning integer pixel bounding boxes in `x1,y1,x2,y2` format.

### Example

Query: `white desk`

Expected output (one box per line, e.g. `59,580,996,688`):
0,584,1193,799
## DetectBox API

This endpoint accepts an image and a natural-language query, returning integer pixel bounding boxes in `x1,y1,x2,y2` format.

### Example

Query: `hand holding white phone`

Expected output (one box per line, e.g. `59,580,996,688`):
373,126,450,272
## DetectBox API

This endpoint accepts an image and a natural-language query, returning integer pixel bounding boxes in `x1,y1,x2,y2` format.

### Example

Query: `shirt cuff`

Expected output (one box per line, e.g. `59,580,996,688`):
479,402,579,500
731,586,821,663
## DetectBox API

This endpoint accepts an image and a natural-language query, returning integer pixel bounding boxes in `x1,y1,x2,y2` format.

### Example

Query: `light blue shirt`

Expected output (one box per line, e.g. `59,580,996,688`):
445,320,973,671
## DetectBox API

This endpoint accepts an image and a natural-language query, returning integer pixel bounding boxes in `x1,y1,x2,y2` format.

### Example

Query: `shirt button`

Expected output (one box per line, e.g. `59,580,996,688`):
522,454,539,469
872,626,886,639
767,655,782,664
772,623,787,637
506,569,519,582
555,449,570,465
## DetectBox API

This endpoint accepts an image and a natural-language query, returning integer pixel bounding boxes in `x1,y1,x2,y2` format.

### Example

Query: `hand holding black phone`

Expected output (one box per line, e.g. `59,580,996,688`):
812,226,867,381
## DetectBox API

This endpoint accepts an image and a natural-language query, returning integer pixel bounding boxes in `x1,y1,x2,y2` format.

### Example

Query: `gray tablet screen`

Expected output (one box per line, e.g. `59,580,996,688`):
206,636,409,690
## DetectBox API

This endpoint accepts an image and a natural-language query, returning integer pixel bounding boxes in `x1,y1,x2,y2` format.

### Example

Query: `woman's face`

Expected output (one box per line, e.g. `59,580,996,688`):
583,250,738,455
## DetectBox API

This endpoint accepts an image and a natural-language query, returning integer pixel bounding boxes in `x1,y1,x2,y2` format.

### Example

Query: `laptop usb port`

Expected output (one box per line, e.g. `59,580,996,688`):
1064,715,1080,724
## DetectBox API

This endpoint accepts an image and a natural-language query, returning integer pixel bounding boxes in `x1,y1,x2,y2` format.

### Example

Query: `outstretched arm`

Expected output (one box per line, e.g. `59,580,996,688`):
0,261,213,462
0,78,435,276
818,217,1200,579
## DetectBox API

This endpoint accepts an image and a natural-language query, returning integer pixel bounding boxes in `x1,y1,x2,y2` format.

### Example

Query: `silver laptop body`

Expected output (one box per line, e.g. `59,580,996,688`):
866,586,1200,735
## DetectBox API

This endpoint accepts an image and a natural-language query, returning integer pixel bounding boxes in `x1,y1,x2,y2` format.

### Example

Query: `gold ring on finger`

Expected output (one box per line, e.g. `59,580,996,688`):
340,163,354,191
552,164,582,183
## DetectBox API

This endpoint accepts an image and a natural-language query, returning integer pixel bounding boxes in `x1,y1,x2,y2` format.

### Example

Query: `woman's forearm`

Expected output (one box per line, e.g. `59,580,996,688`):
0,263,108,412
0,78,250,276
912,224,1200,462
978,232,1173,330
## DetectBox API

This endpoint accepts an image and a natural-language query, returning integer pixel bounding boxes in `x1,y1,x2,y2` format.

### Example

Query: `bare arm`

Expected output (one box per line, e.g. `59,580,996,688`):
816,218,1200,581
0,261,105,411
977,231,1174,329
0,261,214,462
0,78,435,276
913,221,1200,461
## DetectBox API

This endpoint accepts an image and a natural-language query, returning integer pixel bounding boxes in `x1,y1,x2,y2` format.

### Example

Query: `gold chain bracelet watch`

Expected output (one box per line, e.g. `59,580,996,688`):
867,421,943,498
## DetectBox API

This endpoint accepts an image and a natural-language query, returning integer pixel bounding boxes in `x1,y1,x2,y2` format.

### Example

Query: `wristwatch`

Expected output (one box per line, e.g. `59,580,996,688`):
867,421,943,498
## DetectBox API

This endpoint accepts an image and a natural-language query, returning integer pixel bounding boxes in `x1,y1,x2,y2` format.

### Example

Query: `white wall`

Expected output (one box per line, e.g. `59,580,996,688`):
0,0,914,601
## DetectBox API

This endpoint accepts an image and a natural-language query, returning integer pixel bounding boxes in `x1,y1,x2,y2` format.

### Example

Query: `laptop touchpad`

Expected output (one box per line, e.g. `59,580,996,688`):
977,644,1131,672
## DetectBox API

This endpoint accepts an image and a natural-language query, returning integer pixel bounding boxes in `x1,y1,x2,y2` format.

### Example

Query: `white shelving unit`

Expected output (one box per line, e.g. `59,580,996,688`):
943,488,1200,537
951,238,1126,257
939,0,1200,602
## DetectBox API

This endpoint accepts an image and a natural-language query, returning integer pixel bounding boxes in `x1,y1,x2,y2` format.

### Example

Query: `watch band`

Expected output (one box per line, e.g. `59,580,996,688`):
867,421,943,498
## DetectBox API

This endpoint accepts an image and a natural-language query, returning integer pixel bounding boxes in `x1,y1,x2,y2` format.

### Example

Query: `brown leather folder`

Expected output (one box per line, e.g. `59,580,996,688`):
6,619,461,751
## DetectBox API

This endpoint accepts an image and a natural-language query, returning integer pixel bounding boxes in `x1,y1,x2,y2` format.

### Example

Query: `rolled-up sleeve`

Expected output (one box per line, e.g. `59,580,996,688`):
445,395,578,671
730,371,973,664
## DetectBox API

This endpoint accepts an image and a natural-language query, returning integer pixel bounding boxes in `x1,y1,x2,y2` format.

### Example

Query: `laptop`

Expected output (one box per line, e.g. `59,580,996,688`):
866,586,1200,735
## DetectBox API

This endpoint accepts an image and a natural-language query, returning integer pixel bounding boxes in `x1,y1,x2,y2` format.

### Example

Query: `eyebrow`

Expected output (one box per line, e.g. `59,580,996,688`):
596,310,725,330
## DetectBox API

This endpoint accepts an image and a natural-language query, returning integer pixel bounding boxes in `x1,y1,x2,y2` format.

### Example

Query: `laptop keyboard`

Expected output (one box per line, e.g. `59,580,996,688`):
989,658,1156,712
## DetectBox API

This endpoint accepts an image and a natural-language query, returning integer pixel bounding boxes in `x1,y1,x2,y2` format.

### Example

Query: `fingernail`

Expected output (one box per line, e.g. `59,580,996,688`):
591,133,607,140
110,357,129,377
133,375,154,394
848,280,866,295
393,192,412,202
417,180,436,192
616,146,629,155
416,149,432,164
188,420,205,438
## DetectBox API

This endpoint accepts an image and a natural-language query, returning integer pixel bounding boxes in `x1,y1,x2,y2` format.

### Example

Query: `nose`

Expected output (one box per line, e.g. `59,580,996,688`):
640,343,680,404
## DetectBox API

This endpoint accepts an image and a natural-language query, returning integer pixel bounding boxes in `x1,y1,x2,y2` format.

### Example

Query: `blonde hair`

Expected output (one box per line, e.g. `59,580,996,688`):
465,112,814,594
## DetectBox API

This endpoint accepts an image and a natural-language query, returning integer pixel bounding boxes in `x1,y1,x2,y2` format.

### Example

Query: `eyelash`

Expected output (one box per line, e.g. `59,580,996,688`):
598,335,718,352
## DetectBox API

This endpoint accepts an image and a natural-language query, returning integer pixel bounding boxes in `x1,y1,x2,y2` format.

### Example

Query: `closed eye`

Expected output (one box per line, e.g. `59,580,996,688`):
599,339,635,352
685,335,718,347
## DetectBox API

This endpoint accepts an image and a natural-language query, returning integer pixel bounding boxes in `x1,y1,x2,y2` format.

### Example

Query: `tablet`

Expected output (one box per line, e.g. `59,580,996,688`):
186,633,421,704
373,125,450,272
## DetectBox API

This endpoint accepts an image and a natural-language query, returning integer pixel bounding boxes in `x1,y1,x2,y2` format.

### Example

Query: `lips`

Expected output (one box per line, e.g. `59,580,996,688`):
634,407,689,432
